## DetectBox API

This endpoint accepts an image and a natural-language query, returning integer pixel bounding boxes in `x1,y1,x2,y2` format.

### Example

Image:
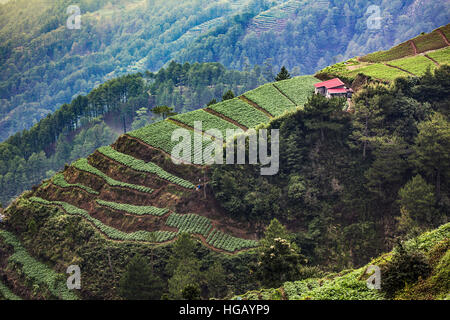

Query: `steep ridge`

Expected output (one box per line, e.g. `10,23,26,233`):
2,75,318,258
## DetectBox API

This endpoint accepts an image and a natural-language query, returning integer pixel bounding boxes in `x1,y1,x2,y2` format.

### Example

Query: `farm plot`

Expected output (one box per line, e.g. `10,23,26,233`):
427,46,450,65
97,146,195,189
72,158,153,194
96,199,169,216
243,83,296,116
273,76,319,106
0,229,78,300
388,55,437,76
206,228,258,252
207,98,270,129
360,41,415,62
347,63,410,81
127,119,213,164
29,197,176,243
165,213,213,237
52,173,99,195
170,109,240,137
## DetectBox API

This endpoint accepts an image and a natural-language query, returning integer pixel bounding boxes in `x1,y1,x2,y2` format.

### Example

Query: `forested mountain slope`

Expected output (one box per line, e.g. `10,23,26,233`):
1,0,449,141
0,73,319,300
0,61,269,206
0,30,449,301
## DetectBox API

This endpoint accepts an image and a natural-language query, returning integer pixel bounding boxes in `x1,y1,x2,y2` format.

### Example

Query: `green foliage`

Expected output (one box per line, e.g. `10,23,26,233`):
0,281,21,300
389,55,437,76
0,229,78,300
166,213,213,237
52,173,99,195
222,90,235,101
272,76,320,106
151,106,177,120
411,112,450,200
72,158,153,194
181,284,201,300
96,200,168,217
97,146,195,189
275,66,291,81
128,119,213,164
119,254,163,300
427,46,450,65
256,237,303,288
398,175,438,226
206,229,258,253
170,109,240,137
381,243,432,298
244,83,295,116
207,97,270,128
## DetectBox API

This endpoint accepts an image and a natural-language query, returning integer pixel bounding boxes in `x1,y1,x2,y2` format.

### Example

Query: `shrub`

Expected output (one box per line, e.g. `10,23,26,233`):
381,243,432,297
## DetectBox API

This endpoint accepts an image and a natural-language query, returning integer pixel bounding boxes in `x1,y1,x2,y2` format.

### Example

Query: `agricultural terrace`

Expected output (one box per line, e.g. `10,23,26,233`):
207,97,270,128
52,173,99,195
427,47,450,65
0,281,21,300
127,119,213,164
72,158,153,194
360,41,415,63
206,228,259,252
0,229,79,300
413,30,447,53
273,76,320,106
166,213,213,237
346,63,411,81
169,109,240,137
97,146,195,189
96,199,169,216
243,83,296,116
29,197,176,243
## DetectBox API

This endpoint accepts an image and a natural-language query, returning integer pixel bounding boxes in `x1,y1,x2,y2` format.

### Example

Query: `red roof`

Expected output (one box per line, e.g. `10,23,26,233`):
314,78,345,89
327,88,348,94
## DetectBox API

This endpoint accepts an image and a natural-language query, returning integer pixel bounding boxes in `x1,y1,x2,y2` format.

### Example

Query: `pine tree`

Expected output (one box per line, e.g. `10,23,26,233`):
275,66,291,81
222,90,235,101
119,254,164,300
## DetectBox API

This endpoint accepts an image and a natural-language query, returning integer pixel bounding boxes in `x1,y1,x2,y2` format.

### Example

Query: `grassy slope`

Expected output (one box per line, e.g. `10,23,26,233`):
235,223,450,300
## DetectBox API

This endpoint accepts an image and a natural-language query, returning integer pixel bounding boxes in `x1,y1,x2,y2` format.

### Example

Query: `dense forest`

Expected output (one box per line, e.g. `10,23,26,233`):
211,66,450,268
1,0,449,141
0,61,269,205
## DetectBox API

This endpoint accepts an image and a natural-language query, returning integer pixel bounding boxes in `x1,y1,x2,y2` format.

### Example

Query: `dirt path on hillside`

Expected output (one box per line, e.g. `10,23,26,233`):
409,40,418,55
166,118,219,140
273,83,298,106
121,135,205,169
424,54,440,66
204,108,248,131
437,29,450,46
239,95,274,118
384,63,416,76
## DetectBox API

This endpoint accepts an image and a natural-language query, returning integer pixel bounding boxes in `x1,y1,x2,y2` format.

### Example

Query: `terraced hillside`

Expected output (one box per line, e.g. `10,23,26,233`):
248,0,301,34
317,24,450,82
0,75,319,299
234,223,450,300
